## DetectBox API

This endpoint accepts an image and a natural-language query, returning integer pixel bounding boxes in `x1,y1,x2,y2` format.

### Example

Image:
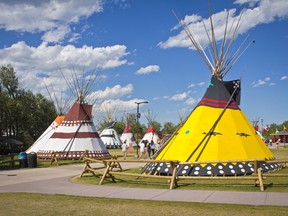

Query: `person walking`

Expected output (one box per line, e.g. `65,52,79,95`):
147,142,151,158
139,140,145,159
150,140,155,157
122,140,129,159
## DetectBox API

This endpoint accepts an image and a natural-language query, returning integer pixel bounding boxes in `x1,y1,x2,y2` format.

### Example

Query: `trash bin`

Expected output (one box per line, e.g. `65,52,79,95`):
18,152,28,168
28,152,37,168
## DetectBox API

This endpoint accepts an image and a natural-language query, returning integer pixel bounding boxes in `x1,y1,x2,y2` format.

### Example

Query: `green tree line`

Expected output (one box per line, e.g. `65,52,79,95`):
0,65,57,150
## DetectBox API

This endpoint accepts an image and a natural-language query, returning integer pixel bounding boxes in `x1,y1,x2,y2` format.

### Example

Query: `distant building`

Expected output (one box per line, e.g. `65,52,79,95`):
270,131,288,143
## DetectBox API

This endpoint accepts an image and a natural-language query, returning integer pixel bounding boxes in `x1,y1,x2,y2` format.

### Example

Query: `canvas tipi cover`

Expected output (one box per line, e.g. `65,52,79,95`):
142,10,279,176
37,102,110,159
100,121,122,149
139,126,160,145
120,124,137,147
143,77,278,176
26,115,65,154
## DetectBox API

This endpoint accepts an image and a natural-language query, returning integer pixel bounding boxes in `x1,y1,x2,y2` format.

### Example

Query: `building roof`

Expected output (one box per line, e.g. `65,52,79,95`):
270,131,288,136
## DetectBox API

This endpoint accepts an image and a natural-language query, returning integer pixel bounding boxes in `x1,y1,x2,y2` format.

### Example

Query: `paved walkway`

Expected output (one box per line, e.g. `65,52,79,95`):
1,163,288,206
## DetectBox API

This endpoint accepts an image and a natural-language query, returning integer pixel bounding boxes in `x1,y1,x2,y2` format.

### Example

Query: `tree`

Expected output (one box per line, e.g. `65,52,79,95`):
162,122,177,135
0,65,19,99
0,65,57,149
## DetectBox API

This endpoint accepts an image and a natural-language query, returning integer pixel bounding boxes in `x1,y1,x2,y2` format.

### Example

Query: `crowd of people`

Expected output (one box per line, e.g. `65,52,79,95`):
121,139,161,160
139,139,161,159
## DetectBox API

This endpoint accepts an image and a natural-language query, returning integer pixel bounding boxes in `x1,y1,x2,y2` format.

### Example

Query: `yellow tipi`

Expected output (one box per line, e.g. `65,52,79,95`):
143,10,279,176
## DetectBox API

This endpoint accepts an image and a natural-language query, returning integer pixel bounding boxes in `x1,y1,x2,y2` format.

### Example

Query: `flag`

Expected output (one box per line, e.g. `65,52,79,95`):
254,124,258,131
264,125,269,132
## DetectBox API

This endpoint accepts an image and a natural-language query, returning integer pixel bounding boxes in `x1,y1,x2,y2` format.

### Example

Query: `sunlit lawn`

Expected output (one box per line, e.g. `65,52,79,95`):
73,148,288,192
1,148,288,216
1,193,288,216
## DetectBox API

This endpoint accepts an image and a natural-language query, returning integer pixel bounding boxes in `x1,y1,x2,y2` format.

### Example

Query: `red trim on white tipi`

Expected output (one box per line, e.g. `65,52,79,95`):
120,125,137,147
37,102,110,159
139,126,160,144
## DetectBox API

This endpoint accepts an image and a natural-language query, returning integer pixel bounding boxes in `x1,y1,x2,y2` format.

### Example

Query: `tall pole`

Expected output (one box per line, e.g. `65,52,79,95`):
135,101,148,158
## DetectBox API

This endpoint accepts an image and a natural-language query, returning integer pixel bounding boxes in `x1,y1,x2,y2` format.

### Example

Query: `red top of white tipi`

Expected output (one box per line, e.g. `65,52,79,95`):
37,101,110,159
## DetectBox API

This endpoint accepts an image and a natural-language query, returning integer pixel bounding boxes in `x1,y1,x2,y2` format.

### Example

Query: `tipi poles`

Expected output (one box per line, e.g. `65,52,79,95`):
172,10,215,74
185,83,240,162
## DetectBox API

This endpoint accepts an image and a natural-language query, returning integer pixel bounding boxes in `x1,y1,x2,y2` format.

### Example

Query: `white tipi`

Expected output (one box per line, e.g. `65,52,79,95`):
37,71,110,159
100,121,123,149
139,110,161,145
120,114,137,149
26,84,71,154
99,101,122,149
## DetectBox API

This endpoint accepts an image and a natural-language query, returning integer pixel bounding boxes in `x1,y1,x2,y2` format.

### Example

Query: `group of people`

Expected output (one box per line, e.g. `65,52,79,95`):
139,139,160,159
121,139,161,160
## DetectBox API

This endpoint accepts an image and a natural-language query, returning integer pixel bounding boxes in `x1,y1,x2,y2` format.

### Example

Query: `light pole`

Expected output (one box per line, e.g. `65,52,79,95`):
135,100,149,158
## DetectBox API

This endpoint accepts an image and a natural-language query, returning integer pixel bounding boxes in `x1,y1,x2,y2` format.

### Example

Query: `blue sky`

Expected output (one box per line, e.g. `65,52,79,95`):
0,0,287,128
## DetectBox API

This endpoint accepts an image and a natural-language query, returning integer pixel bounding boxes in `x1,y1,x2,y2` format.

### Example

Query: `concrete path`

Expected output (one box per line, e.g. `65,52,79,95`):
1,163,288,206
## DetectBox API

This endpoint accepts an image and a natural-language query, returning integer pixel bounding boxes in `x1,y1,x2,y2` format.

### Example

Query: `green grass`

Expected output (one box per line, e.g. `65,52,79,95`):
1,148,288,215
0,193,287,216
73,148,288,192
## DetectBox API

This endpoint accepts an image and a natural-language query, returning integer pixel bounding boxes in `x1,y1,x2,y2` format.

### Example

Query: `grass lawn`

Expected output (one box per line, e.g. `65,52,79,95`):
0,148,288,215
0,193,288,216
73,148,288,192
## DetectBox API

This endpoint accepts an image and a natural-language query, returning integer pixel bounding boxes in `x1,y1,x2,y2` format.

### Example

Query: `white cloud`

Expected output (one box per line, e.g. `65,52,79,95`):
251,76,275,88
170,92,188,101
252,79,267,87
94,98,148,121
91,84,134,101
135,65,160,75
187,82,205,88
159,0,288,50
252,79,266,87
185,97,197,106
264,77,271,81
280,76,288,80
41,25,71,43
0,41,129,95
0,0,104,43
234,0,260,7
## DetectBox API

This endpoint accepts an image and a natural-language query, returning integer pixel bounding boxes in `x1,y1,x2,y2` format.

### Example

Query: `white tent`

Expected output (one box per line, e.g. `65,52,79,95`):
100,121,122,149
37,101,110,159
120,124,137,147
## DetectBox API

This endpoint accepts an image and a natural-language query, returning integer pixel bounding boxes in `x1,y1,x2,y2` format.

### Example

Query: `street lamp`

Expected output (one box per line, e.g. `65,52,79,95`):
135,100,149,158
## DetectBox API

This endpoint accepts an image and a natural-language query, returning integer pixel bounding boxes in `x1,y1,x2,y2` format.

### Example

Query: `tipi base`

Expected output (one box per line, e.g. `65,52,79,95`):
37,150,110,159
142,161,282,176
105,145,121,149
